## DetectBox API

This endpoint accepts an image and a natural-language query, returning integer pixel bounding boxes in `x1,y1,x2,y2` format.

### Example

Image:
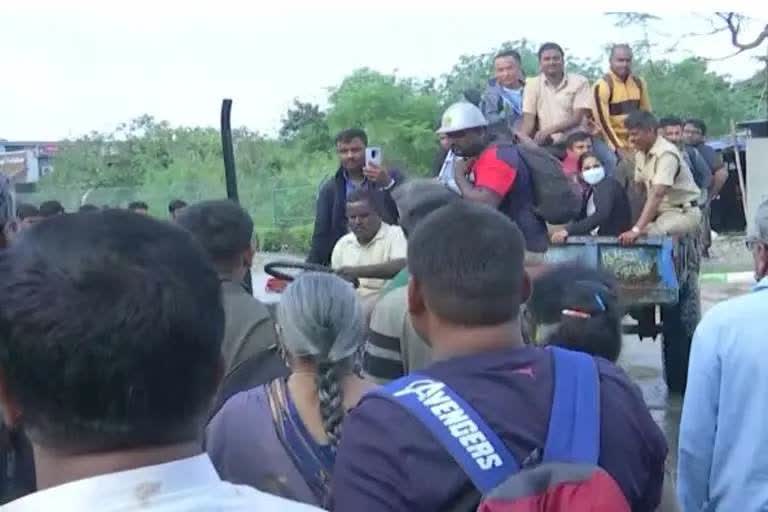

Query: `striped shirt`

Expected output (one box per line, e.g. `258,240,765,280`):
364,287,430,384
592,71,652,150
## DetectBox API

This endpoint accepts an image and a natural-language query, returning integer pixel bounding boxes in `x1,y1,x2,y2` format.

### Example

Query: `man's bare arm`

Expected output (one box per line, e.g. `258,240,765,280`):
708,167,728,199
454,169,504,208
338,259,406,280
538,109,589,140
521,113,537,137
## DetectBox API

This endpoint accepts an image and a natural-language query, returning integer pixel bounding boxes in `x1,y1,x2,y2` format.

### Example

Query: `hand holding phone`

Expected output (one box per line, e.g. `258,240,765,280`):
364,147,392,187
365,147,382,167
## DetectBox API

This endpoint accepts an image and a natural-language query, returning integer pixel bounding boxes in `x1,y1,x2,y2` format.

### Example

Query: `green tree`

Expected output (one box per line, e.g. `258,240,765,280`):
326,68,441,174
638,57,756,134
279,100,332,153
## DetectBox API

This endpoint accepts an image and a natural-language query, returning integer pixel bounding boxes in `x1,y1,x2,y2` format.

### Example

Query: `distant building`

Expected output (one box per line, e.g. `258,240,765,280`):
0,140,58,184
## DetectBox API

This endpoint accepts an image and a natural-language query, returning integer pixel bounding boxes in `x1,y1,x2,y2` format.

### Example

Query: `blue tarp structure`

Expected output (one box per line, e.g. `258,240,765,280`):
706,137,747,152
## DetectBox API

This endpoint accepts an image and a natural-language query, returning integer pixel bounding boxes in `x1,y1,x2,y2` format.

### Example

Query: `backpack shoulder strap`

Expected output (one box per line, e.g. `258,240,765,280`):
602,73,614,103
370,374,519,493
543,347,601,464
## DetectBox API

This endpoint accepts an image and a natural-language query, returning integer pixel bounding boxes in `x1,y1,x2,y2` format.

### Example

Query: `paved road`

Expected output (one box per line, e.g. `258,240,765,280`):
251,253,753,474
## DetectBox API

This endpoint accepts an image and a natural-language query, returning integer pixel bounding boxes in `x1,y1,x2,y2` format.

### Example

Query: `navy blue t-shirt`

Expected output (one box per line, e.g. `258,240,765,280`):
332,346,667,512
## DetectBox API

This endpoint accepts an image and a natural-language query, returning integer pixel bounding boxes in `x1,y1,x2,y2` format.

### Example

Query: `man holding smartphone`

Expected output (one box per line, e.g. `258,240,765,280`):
307,128,403,266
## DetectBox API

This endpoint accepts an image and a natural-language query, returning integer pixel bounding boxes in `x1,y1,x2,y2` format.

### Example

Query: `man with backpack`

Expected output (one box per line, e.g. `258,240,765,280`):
437,101,576,259
332,201,668,511
592,44,652,154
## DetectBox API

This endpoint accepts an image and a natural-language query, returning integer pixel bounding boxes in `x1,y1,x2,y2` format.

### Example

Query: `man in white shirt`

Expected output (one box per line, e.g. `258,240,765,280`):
331,189,407,305
0,210,317,511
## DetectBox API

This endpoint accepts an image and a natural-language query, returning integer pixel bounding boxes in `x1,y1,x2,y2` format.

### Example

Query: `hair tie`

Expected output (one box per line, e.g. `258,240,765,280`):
562,309,591,319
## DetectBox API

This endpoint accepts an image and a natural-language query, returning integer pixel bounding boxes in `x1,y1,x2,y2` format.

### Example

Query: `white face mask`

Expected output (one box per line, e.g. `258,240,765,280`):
581,166,605,186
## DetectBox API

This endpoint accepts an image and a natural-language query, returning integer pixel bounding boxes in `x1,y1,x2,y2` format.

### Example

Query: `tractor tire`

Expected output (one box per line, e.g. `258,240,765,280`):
661,270,701,394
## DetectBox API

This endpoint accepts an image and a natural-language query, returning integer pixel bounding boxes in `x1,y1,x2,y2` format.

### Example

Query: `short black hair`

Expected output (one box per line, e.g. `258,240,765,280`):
0,210,224,452
128,201,149,211
624,110,658,131
659,116,683,129
495,49,522,63
528,263,622,362
538,42,565,60
175,199,254,268
16,203,39,220
168,199,188,214
609,43,633,58
335,128,368,146
78,204,99,213
408,202,525,325
346,188,375,207
38,200,64,218
565,131,591,149
684,118,707,136
577,151,599,171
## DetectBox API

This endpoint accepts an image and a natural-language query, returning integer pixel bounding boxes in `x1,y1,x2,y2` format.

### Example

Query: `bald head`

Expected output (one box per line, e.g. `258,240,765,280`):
609,44,633,80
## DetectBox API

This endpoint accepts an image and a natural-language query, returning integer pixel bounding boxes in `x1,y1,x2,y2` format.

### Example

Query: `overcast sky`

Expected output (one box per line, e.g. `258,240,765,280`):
1,2,765,141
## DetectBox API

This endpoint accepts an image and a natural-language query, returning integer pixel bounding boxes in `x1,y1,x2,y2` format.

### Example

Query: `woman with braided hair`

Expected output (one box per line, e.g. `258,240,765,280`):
206,272,373,507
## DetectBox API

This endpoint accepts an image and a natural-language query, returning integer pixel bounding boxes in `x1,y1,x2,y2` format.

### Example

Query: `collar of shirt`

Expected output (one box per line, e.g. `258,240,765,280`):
349,222,389,249
608,70,635,84
343,169,369,195
3,454,221,512
646,135,677,158
542,72,569,91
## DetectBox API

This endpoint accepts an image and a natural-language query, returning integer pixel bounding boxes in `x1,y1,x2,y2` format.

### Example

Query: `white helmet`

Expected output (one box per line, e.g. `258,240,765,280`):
436,102,488,134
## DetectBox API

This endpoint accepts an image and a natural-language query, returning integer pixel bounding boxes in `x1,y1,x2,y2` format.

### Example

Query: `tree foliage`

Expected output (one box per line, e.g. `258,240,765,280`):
41,34,763,234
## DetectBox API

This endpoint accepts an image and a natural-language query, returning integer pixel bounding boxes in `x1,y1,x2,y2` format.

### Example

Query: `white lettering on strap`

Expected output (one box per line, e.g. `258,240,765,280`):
392,378,503,471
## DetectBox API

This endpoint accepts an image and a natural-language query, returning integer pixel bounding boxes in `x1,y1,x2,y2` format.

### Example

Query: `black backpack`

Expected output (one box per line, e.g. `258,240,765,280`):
514,143,582,224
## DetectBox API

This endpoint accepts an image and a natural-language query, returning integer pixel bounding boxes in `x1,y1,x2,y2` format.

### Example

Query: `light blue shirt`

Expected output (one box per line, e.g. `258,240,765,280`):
678,277,768,512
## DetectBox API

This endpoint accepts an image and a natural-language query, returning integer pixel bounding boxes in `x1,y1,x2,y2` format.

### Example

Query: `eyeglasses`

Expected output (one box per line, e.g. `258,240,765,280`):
746,239,766,251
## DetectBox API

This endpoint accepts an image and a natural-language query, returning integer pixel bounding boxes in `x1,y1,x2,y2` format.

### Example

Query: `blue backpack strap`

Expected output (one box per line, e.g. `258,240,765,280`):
370,374,519,493
543,347,601,464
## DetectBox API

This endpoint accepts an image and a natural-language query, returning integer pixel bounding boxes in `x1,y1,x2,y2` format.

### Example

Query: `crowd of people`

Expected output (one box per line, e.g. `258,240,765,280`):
0,39,764,512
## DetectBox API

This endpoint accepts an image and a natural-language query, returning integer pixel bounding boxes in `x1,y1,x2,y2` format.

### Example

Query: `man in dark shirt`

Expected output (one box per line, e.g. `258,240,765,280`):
307,129,403,266
332,201,668,511
438,101,548,257
176,200,284,404
684,118,729,257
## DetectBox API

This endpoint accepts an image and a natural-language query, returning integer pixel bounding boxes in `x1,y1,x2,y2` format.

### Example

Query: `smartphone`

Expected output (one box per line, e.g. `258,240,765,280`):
365,146,382,167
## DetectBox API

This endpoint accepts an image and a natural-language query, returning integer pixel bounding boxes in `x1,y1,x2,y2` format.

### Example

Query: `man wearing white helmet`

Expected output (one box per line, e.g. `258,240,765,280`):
437,102,548,256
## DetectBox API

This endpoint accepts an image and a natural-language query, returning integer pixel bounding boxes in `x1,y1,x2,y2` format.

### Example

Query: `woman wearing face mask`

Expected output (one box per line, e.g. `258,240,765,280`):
551,152,632,243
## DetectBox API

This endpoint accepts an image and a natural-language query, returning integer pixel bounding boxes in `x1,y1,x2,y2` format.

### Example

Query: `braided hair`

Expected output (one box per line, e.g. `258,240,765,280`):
276,272,365,449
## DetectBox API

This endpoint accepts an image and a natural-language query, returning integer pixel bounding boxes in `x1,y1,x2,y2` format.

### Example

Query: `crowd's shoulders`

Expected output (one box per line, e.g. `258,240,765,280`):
333,393,425,510
222,281,272,320
369,285,408,335
207,385,268,446
205,480,323,511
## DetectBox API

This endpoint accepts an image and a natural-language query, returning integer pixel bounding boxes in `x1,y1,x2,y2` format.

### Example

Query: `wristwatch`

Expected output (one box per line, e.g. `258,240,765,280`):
631,226,642,234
